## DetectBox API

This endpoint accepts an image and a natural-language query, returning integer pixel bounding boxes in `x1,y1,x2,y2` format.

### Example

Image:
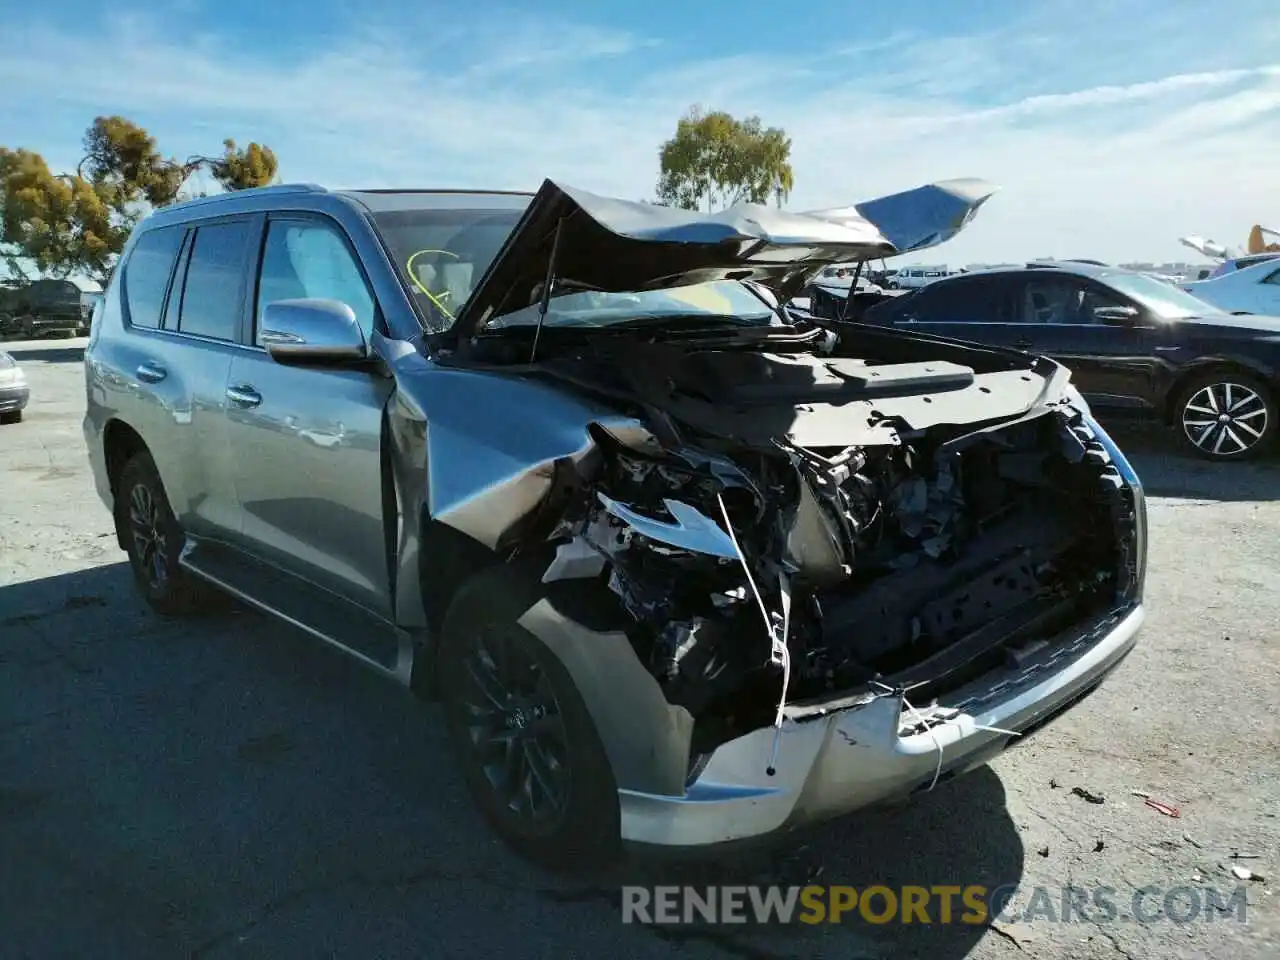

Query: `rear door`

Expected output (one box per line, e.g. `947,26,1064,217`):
222,212,395,618
117,217,256,540
884,275,1025,347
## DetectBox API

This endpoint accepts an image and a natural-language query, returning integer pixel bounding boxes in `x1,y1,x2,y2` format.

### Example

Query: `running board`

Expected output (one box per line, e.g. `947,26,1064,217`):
179,538,415,684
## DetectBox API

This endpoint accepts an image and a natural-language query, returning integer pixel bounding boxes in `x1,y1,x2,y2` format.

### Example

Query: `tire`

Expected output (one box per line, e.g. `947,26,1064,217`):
439,565,620,871
0,410,21,425
1173,370,1277,461
114,452,221,615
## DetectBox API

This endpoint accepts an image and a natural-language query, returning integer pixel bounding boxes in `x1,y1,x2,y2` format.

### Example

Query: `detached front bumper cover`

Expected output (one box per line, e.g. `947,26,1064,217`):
619,601,1143,847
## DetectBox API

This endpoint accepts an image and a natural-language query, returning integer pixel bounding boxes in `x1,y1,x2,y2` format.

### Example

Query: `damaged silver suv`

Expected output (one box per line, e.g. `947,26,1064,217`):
84,178,1146,868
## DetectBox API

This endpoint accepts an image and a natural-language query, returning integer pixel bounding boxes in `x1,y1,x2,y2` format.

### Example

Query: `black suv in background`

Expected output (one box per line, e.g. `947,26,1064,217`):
861,262,1280,461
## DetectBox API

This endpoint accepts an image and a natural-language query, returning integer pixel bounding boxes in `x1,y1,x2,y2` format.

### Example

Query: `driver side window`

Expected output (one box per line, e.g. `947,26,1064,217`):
1019,277,1124,325
255,219,376,345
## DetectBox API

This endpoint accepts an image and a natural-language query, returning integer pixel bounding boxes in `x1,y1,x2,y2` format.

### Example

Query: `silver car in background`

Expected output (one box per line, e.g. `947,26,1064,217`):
0,350,29,424
83,178,1146,868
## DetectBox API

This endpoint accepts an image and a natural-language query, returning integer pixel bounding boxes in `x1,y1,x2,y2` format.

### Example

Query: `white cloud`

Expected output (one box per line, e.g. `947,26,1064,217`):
2,3,1277,263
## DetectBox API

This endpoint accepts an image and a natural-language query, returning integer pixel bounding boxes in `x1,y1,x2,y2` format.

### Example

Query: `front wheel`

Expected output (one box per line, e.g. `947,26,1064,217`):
439,566,620,871
1174,371,1277,461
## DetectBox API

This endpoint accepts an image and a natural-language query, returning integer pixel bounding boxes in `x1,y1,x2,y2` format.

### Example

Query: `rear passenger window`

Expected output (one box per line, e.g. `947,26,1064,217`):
122,226,184,329
178,221,253,341
900,281,1001,323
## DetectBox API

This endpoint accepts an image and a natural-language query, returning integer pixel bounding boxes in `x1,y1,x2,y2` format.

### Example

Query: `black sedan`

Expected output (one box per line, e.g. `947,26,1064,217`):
858,262,1280,461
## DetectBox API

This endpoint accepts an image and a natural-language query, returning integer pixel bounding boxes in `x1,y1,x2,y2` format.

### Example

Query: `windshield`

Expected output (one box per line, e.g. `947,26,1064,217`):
487,281,776,329
373,203,778,333
1100,270,1222,318
372,205,527,332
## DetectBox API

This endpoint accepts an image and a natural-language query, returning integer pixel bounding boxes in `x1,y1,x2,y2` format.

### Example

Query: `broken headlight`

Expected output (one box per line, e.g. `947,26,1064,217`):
1085,414,1147,603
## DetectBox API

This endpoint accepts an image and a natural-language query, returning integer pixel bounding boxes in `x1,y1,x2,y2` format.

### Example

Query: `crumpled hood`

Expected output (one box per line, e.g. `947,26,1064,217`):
804,178,998,257
453,177,998,339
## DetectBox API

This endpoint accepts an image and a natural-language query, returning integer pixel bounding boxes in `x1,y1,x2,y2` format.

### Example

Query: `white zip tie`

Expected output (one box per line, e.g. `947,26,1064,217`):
900,693,946,793
871,680,1020,793
716,492,791,776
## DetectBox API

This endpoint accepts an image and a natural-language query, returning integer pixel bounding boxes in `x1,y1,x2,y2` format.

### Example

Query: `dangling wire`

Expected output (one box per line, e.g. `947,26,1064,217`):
716,492,791,776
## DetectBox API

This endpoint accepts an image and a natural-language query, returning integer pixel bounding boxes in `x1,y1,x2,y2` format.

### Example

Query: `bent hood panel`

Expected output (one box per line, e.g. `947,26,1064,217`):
454,179,1002,338
804,179,998,258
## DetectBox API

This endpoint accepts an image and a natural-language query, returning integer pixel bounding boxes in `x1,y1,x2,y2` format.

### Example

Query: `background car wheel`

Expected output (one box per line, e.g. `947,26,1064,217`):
1174,370,1276,461
115,452,221,615
439,566,620,872
0,411,21,425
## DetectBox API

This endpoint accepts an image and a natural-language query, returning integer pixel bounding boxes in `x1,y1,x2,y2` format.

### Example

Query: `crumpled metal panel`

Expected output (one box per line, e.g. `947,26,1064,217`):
389,352,653,551
454,179,900,337
805,178,998,258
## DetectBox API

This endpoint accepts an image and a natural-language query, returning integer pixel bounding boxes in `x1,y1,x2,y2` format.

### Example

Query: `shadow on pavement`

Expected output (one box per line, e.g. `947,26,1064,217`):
0,561,1025,959
7,345,85,365
1101,419,1280,502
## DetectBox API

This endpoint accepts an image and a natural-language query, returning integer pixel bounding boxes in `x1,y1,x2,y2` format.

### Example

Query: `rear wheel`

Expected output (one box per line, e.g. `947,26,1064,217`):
439,566,620,871
0,411,21,425
115,452,221,615
1174,370,1276,461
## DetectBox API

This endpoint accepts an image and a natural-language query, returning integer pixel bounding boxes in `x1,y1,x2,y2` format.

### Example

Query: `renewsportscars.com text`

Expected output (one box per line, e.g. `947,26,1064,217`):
621,884,1249,926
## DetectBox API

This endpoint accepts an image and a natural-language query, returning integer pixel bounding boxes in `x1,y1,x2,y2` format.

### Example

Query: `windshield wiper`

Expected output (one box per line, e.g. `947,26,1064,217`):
583,313,772,332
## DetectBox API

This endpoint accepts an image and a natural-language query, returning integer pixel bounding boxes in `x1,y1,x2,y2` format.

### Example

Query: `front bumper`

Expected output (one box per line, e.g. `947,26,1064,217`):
619,601,1143,847
0,383,29,413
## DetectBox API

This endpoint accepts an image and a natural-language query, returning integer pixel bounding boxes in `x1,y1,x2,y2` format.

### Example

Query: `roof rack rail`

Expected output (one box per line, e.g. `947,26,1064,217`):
247,183,328,195
164,183,328,213
348,187,533,197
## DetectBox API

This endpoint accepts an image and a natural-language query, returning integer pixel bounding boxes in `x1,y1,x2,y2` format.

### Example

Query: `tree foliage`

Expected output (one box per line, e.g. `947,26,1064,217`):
656,106,795,212
0,117,279,284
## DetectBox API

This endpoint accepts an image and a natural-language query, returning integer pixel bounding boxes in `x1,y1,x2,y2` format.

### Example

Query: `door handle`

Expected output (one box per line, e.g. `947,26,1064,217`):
135,362,167,383
225,384,262,408
1012,338,1033,349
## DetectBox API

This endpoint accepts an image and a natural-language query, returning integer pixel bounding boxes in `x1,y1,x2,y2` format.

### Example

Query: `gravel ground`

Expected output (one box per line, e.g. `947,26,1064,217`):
1,338,1277,959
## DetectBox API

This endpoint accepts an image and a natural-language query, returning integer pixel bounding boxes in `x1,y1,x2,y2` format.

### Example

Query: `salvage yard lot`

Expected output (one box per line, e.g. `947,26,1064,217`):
2,339,1277,960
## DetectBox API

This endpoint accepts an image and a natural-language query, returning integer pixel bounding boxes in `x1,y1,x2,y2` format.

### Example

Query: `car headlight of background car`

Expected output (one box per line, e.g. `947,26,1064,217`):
0,354,27,386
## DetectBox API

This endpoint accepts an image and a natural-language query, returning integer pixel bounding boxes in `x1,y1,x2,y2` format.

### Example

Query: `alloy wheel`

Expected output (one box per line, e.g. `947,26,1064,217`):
1181,381,1269,457
458,626,572,830
127,482,168,590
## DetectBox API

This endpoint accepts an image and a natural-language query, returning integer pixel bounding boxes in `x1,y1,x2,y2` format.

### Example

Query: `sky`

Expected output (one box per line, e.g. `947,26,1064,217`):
2,0,1278,264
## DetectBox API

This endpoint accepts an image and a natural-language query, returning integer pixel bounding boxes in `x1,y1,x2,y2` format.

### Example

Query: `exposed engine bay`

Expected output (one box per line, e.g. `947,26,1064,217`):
497,334,1139,762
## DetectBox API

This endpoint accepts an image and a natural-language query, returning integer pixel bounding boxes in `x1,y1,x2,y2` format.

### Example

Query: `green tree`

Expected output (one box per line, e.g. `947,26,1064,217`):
655,106,795,212
1,117,278,284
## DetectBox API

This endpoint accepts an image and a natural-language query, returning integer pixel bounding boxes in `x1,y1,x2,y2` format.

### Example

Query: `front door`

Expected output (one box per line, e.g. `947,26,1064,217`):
1008,275,1164,410
223,213,395,618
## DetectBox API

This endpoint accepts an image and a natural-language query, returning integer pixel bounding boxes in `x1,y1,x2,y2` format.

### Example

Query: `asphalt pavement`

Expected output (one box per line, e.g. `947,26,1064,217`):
1,338,1277,959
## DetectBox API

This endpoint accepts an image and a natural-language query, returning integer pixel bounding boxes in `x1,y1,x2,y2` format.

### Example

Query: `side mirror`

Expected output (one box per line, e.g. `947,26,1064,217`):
261,299,368,363
1093,305,1139,324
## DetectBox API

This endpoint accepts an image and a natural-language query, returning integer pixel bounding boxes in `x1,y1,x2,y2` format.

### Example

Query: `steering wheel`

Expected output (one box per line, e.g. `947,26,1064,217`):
405,248,460,321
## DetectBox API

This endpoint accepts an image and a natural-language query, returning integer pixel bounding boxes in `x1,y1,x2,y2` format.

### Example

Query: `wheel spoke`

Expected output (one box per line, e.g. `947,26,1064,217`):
1234,419,1263,439
464,653,511,711
1228,392,1256,414
523,739,564,815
